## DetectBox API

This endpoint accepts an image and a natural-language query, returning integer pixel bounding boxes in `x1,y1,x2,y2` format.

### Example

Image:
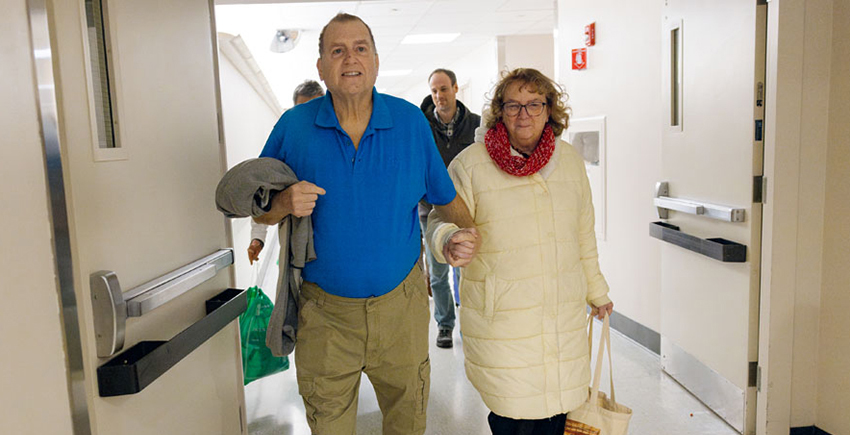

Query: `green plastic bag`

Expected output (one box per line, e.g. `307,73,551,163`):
240,285,289,385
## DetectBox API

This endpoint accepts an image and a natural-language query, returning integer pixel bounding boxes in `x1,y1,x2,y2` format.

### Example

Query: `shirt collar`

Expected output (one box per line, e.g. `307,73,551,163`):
433,105,460,128
315,88,393,131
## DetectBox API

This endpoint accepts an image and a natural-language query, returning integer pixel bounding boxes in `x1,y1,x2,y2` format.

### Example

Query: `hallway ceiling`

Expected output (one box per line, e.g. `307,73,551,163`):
214,0,556,105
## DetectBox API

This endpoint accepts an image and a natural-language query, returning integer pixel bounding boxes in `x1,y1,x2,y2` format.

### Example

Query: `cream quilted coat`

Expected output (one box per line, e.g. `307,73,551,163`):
428,136,611,420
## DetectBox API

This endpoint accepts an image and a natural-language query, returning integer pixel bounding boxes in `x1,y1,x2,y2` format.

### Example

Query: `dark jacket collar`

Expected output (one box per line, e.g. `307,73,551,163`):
420,95,472,126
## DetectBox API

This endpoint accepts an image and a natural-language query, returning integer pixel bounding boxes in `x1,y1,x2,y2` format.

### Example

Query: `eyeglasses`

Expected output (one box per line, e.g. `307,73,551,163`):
502,101,547,117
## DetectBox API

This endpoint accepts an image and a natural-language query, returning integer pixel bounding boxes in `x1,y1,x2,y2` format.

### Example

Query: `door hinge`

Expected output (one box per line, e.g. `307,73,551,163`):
748,361,760,389
753,176,766,204
747,361,761,388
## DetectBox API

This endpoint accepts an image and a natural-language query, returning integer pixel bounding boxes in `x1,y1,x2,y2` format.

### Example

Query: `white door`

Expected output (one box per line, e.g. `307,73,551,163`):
659,1,766,434
46,0,246,433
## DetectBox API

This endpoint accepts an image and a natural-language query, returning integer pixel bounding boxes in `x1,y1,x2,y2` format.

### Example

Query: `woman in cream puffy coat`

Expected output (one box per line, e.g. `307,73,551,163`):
427,68,613,435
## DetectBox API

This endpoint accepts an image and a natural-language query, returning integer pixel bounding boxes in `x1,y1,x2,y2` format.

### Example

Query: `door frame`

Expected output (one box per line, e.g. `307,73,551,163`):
757,0,807,434
26,0,91,432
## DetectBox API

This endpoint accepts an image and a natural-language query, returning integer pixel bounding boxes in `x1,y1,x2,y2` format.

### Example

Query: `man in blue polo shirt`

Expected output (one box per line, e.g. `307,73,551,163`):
255,13,478,435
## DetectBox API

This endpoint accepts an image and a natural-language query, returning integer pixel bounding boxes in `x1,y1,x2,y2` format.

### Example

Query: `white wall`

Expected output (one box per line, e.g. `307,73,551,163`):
498,33,555,80
216,5,324,112
817,1,850,433
399,39,499,119
218,41,283,292
398,34,554,127
556,0,663,332
0,2,75,433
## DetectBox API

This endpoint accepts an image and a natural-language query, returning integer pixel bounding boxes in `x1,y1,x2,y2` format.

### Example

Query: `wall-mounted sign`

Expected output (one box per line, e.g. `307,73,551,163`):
572,48,587,70
585,22,596,46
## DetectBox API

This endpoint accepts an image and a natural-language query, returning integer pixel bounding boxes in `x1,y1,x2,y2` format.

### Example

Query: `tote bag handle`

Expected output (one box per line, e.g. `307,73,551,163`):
588,313,618,405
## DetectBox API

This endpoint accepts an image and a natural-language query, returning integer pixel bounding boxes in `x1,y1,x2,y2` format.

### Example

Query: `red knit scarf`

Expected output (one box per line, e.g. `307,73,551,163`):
485,122,555,176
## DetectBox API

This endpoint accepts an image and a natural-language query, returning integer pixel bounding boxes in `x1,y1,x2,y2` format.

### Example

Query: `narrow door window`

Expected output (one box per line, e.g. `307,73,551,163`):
669,22,683,130
85,0,120,149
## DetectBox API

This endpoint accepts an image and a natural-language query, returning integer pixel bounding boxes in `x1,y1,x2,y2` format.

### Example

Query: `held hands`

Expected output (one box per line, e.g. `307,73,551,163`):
590,302,614,320
255,181,326,225
443,227,480,267
247,239,263,265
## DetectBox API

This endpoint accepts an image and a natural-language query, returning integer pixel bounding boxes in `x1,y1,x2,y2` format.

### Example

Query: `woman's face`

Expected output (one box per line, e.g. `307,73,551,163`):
501,81,550,154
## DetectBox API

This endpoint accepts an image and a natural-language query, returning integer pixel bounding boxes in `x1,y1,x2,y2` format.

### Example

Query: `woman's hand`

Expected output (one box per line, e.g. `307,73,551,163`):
590,302,614,320
443,228,479,267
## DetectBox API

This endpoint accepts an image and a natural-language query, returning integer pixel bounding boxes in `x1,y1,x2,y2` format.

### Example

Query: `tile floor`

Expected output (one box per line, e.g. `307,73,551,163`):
245,301,740,435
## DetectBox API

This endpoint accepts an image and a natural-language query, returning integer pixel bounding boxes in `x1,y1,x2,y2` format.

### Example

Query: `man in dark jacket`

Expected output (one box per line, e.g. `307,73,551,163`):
419,68,481,348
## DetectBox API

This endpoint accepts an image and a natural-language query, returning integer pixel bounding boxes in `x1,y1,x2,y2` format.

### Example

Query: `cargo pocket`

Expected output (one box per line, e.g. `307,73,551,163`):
297,377,317,427
415,357,431,416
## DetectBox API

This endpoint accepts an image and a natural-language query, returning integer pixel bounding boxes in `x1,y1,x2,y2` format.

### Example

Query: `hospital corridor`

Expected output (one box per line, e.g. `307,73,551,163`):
2,0,848,434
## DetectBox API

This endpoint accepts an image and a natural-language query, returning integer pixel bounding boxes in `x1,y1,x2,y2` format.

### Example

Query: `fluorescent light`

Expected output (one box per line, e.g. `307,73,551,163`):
380,69,412,77
401,33,460,44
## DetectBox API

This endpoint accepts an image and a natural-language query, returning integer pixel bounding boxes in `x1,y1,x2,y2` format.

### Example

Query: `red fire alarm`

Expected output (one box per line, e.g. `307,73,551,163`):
585,22,596,46
571,48,587,70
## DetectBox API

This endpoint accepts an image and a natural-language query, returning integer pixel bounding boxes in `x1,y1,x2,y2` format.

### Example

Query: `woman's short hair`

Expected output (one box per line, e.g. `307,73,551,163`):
486,68,570,137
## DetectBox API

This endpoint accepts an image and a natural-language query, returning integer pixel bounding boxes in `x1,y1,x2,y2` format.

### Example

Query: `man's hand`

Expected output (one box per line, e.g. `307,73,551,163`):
590,301,614,320
443,228,480,267
254,181,326,225
247,239,264,265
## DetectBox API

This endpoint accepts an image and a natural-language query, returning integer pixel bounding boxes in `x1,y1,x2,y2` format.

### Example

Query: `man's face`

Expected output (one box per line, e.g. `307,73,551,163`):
429,72,458,114
316,20,379,100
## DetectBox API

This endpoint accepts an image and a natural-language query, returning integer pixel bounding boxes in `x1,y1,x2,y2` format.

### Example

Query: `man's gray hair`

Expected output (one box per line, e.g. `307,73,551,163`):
292,80,324,105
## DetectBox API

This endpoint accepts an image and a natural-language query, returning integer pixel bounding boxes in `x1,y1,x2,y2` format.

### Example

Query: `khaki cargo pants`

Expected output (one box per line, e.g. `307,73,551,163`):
294,266,431,435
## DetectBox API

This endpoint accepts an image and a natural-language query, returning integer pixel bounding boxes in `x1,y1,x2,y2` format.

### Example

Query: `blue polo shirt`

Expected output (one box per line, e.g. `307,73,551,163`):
260,88,457,298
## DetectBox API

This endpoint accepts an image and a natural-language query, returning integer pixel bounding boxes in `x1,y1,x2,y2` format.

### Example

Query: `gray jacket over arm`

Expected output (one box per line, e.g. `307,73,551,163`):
215,157,315,356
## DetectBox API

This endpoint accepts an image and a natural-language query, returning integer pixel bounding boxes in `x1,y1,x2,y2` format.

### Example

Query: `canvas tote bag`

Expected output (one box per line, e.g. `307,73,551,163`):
565,314,632,435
